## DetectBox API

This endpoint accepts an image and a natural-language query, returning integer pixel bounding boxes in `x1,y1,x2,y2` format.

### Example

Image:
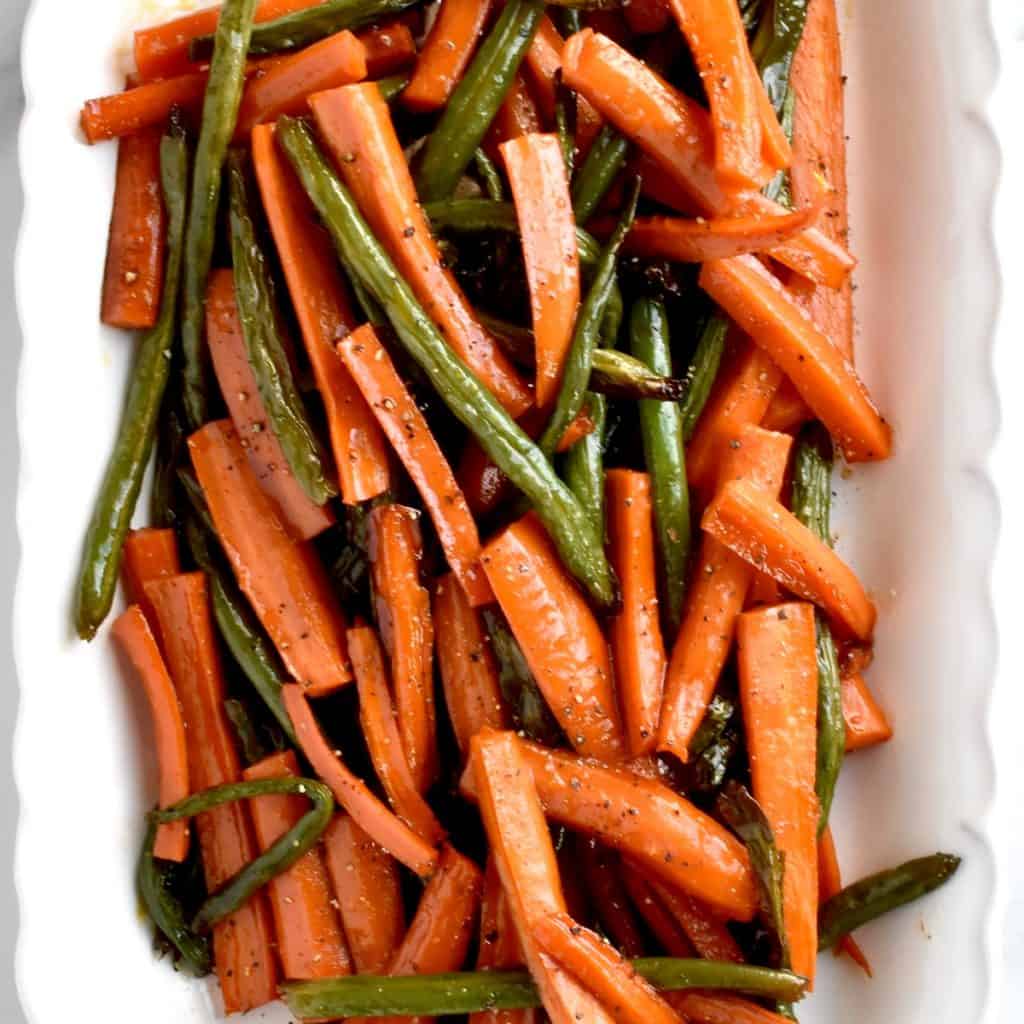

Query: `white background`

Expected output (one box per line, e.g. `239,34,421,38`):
1,0,1022,1021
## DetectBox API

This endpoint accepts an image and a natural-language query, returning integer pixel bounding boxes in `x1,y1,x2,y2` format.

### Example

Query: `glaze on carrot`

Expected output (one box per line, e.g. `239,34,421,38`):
619,861,693,956
81,72,208,144
842,672,893,752
643,876,745,963
623,0,671,35
359,22,418,78
671,994,796,1024
121,527,181,629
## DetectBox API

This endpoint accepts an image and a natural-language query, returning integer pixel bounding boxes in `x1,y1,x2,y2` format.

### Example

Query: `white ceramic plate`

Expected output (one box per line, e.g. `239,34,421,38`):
13,1,1004,1021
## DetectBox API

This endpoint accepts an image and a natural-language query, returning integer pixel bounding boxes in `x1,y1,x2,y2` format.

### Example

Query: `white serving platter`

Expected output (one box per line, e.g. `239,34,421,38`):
13,0,1004,1021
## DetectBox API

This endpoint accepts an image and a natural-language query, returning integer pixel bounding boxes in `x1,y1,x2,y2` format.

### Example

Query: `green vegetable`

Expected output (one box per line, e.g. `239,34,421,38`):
151,405,186,530
750,0,811,117
630,297,691,633
74,128,189,640
224,696,282,766
478,313,535,367
181,0,258,429
571,125,629,224
677,694,739,794
818,854,961,951
415,0,545,202
227,151,336,505
283,959,808,1019
791,423,843,834
474,148,505,202
153,777,334,930
539,180,639,457
590,349,689,402
563,393,607,538
378,74,410,104
278,116,615,607
678,314,729,441
554,73,576,180
554,7,583,35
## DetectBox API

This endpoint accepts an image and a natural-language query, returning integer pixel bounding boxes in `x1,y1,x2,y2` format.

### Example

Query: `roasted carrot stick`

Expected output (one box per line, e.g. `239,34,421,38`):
206,269,335,541
189,420,352,694
619,861,693,956
501,133,580,409
703,477,877,641
359,22,417,77
737,602,820,985
643,876,745,963
235,29,367,138
244,750,353,979
339,325,493,605
348,622,446,842
101,128,166,329
145,572,278,1014
283,684,440,879
433,573,510,759
486,72,543,154
251,123,390,505
579,841,646,958
481,514,625,763
605,469,666,759
323,815,406,973
310,83,532,417
761,378,813,434
658,425,792,763
471,730,616,1024
121,527,181,628
403,0,495,112
818,826,872,974
623,0,670,35
699,256,891,463
461,737,758,920
112,605,190,862
671,993,795,1024
842,672,893,752
81,72,209,144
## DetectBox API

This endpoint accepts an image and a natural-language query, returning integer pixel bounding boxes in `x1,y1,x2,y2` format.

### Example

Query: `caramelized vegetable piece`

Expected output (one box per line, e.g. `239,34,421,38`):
841,672,893,752
121,527,181,629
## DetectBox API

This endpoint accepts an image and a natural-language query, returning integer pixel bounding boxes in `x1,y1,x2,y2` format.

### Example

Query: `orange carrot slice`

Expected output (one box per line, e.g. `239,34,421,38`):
643,875,745,963
81,73,208,143
671,994,796,1024
579,841,646,958
818,826,872,974
619,861,693,956
761,377,813,434
359,22,418,78
623,0,671,35
842,672,893,752
121,527,181,630
486,73,544,155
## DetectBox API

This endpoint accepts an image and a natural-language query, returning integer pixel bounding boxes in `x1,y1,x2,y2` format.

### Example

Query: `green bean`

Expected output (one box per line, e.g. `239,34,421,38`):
563,393,607,538
479,313,535,367
416,0,545,202
284,959,808,1018
278,116,614,606
678,314,729,441
224,696,280,766
818,854,961,951
590,349,689,402
791,423,843,834
630,297,691,634
571,125,629,224
554,74,576,180
181,0,258,429
676,694,738,794
539,181,638,457
750,0,811,117
227,151,336,505
378,74,410,103
191,0,419,59
74,129,189,640
554,7,583,37
150,405,186,530
137,823,212,976
153,777,334,930
474,148,505,201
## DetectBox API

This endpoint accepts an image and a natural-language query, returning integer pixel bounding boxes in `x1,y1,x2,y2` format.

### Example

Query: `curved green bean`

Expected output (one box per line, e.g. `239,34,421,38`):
571,125,629,224
74,129,189,640
278,116,614,607
474,148,505,201
591,349,689,402
678,314,729,441
416,0,545,202
563,393,607,538
153,777,334,931
150,405,186,530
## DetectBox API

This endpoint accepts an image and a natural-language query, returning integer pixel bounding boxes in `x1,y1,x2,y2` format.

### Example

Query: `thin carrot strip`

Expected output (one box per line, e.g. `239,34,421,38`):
101,128,166,329
323,815,406,973
842,672,893,752
579,841,646,958
606,469,667,759
206,269,335,541
433,572,510,760
339,325,493,605
81,72,209,144
145,572,278,1014
761,377,813,434
403,0,495,112
482,514,626,763
112,606,190,862
244,750,353,980
619,861,693,956
251,123,390,504
643,876,745,963
671,993,795,1024
189,420,352,694
485,72,543,155
818,826,872,974
121,527,181,629
623,0,671,35
360,22,418,78
311,82,532,417
737,602,820,985
348,622,446,842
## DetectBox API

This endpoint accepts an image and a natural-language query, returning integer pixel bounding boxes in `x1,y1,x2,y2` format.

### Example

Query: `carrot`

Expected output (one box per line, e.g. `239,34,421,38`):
658,425,792,763
359,22,418,78
101,128,166,329
121,527,181,628
244,750,353,979
403,0,495,113
462,737,758,920
605,469,667,758
671,993,796,1024
501,133,580,408
283,683,440,878
704,477,877,641
144,572,278,1014
818,826,872,974
623,0,671,35
251,123,390,505
348,622,446,842
643,876,745,963
761,378,813,434
235,30,367,138
310,83,532,417
189,420,352,693
579,841,646,958
132,0,321,81
619,861,692,956
81,72,208,144
339,325,493,605
842,672,893,752
486,72,543,154
433,573,510,760
206,269,335,541
111,605,190,862
736,602,820,985
481,514,625,763
699,256,891,463
471,730,617,1024
323,815,406,973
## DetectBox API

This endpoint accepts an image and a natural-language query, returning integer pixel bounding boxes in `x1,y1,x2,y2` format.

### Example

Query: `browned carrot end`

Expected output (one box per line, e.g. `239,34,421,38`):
842,672,893,752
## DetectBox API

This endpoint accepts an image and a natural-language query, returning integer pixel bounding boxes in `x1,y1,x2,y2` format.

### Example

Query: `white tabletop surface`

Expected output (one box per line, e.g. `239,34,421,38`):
1,1,1022,1022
